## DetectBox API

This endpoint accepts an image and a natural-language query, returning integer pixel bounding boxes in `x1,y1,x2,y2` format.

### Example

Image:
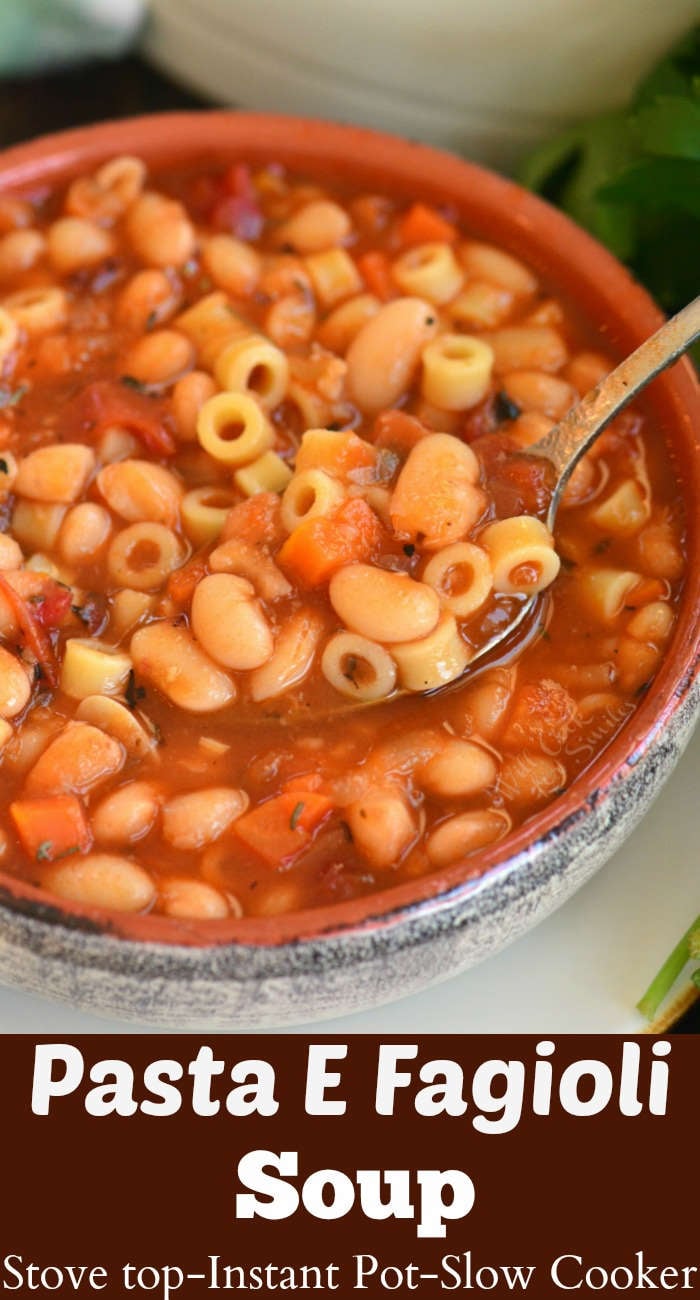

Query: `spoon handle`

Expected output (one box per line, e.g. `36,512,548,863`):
531,295,700,519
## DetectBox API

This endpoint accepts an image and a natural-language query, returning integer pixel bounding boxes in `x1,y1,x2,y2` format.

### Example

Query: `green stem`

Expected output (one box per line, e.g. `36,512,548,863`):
637,914,700,1021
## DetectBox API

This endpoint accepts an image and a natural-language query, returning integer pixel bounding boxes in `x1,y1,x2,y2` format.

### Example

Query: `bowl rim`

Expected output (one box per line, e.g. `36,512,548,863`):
0,109,698,950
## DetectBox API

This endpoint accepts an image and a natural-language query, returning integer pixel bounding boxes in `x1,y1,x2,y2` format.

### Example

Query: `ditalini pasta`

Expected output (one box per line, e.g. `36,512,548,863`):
0,155,685,919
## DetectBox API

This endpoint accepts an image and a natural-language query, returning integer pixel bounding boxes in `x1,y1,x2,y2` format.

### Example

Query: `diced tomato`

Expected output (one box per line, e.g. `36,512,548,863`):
166,551,210,606
234,791,333,866
502,680,578,751
373,409,430,455
461,395,500,443
210,164,263,240
473,431,554,518
69,380,175,457
221,492,286,549
31,582,73,630
0,573,58,688
294,429,377,478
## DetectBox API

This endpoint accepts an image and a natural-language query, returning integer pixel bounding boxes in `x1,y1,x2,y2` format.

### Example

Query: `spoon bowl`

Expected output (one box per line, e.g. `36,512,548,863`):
295,295,700,720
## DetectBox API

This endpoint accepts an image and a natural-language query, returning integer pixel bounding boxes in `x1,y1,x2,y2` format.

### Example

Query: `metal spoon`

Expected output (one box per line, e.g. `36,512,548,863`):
262,297,699,725
421,293,700,697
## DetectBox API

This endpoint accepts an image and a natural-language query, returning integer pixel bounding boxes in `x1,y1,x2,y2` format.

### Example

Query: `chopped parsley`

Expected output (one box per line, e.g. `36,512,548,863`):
290,801,305,831
0,384,28,409
0,459,7,475
520,25,700,361
35,841,53,862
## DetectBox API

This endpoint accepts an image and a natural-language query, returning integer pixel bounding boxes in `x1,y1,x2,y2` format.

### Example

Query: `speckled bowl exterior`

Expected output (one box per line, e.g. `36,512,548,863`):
0,113,697,1028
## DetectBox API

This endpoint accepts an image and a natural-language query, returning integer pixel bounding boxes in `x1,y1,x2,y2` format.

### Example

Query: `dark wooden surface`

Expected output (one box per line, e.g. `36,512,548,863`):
0,51,696,1035
0,54,206,150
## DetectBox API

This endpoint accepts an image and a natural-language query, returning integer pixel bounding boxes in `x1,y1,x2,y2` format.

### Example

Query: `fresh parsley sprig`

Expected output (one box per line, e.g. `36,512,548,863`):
520,26,700,340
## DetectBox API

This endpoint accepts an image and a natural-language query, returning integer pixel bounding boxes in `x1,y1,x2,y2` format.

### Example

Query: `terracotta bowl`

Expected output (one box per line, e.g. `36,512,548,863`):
0,113,698,1027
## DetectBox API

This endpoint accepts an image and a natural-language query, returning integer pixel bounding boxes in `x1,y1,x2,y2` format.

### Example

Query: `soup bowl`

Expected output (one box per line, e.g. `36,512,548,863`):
0,112,697,1028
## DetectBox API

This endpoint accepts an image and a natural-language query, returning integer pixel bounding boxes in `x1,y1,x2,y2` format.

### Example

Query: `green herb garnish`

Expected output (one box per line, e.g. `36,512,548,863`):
290,801,305,830
0,385,28,409
35,841,53,862
520,26,700,358
0,459,8,475
637,913,700,1021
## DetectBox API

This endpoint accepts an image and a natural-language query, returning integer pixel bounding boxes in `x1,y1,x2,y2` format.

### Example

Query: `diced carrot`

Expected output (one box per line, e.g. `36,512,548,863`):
373,409,430,455
166,551,210,606
10,794,92,862
294,429,377,478
356,251,395,302
221,491,285,547
397,202,458,248
277,497,384,587
234,791,333,866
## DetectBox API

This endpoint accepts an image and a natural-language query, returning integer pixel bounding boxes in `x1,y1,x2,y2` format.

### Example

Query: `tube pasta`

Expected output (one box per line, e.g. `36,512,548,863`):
420,333,494,411
578,568,642,622
60,640,133,700
234,451,293,497
107,522,184,591
214,333,289,409
392,242,463,304
422,542,493,617
196,391,274,466
304,249,362,307
588,479,651,537
392,611,471,691
181,486,238,546
175,292,249,370
480,516,560,594
281,468,345,533
321,631,397,701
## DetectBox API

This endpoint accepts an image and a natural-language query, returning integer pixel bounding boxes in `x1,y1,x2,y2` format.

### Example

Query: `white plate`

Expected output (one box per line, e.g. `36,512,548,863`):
1,729,697,1033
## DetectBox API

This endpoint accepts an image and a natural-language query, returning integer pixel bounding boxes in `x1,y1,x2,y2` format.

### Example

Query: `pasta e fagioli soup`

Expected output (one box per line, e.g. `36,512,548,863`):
0,151,686,923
